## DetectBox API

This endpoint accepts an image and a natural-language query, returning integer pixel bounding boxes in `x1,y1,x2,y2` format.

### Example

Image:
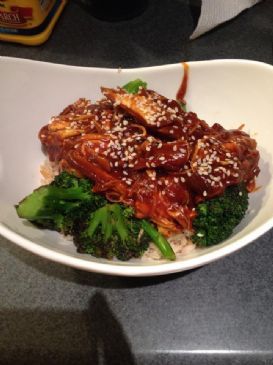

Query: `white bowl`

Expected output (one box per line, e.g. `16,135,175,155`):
0,57,272,276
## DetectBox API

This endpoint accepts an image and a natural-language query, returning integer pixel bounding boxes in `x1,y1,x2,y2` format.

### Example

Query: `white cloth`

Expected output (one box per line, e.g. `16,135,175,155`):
190,0,263,39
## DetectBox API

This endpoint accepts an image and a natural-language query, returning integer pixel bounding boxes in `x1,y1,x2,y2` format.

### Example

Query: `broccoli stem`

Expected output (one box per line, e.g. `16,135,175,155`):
141,220,176,261
86,206,107,238
111,204,129,242
103,208,113,241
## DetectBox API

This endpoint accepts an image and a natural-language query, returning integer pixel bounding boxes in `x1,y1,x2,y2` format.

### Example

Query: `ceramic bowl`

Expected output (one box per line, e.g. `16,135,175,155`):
0,57,272,276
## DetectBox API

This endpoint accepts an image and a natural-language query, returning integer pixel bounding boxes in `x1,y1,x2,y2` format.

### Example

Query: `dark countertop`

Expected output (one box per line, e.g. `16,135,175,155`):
1,1,273,364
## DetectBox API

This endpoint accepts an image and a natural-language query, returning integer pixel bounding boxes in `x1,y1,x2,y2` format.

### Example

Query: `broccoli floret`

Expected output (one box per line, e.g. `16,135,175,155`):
192,183,249,247
73,203,176,261
16,172,106,235
73,204,149,260
122,79,147,94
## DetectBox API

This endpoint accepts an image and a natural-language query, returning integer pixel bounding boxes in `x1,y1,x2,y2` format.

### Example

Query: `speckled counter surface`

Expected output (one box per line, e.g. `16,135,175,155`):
0,1,273,364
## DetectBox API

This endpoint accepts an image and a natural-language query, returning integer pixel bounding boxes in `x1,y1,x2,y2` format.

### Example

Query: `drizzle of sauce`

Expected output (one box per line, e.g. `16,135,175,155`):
176,62,189,102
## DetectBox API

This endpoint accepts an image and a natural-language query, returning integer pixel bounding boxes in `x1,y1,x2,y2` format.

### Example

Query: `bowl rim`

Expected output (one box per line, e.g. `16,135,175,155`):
1,217,273,276
1,55,273,72
1,57,273,276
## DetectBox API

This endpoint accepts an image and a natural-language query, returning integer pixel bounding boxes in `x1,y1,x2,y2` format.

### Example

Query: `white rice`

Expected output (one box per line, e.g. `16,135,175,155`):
40,159,59,184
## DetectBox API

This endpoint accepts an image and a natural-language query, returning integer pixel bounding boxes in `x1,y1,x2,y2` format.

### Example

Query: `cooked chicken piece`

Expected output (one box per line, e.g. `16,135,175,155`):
39,89,260,236
101,87,185,128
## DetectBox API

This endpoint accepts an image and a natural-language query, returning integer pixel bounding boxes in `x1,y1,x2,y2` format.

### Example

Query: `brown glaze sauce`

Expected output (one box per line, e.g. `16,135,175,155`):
39,73,260,235
176,62,189,102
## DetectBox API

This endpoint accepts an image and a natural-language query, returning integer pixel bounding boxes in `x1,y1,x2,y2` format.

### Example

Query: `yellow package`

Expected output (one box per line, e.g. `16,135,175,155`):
0,0,67,45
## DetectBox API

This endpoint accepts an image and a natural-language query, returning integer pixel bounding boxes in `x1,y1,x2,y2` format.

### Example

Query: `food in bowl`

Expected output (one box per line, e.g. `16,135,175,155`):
16,79,260,261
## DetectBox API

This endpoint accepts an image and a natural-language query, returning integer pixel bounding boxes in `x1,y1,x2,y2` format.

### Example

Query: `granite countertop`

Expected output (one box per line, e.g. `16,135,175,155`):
1,1,273,364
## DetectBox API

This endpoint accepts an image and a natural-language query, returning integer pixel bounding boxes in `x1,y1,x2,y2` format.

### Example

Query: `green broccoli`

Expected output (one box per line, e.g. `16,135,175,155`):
73,203,175,261
16,172,176,261
141,219,176,261
16,171,106,235
178,100,187,112
122,79,147,94
192,183,249,247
